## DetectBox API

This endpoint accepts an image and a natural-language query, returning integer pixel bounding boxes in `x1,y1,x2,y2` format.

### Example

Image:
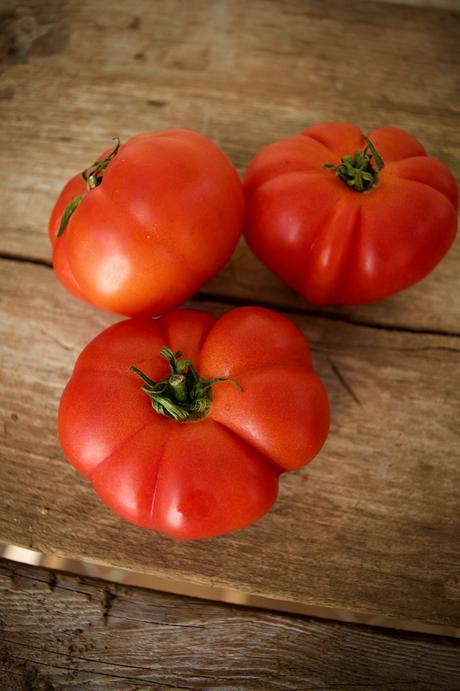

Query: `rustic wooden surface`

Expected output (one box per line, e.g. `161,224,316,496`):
1,0,459,334
1,0,460,686
1,259,459,634
1,559,460,690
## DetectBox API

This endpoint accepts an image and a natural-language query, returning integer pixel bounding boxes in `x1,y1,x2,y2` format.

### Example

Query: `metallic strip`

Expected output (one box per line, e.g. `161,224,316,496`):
2,543,458,638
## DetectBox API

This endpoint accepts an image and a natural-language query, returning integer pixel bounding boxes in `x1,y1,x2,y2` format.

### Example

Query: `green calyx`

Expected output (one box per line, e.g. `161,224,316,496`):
56,137,120,237
130,347,243,422
324,136,384,192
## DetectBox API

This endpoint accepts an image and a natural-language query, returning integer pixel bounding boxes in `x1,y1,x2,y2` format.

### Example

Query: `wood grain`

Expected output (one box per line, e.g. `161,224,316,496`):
0,258,459,633
1,0,460,667
0,0,459,332
1,559,460,690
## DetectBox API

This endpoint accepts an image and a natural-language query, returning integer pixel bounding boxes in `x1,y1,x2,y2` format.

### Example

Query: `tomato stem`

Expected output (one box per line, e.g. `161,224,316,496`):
130,347,243,422
56,138,121,237
323,135,384,192
168,374,188,402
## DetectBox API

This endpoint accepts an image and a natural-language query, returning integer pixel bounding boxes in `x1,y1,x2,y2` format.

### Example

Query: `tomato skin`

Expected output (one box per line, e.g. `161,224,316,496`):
49,130,244,316
58,307,329,540
244,123,458,305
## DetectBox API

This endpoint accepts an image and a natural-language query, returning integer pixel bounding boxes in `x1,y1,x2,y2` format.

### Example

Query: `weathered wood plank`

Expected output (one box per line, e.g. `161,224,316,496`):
1,558,460,690
0,258,459,633
0,0,459,331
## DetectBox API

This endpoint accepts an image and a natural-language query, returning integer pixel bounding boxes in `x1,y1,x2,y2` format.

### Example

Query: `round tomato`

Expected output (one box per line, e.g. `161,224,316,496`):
49,130,244,316
244,122,458,304
58,307,329,540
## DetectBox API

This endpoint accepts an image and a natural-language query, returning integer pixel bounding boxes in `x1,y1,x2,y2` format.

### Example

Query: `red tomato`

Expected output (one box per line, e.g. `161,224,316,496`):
49,130,244,316
58,307,329,539
244,122,458,304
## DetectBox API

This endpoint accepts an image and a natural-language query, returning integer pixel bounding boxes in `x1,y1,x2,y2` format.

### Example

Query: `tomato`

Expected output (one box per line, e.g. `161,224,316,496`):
49,130,244,316
58,307,329,540
244,122,458,304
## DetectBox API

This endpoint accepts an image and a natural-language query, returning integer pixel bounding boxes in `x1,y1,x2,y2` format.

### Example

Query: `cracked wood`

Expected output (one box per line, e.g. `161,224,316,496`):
1,560,460,689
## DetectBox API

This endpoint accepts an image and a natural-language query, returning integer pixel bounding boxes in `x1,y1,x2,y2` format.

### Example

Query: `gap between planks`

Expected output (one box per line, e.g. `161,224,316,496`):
0,253,459,340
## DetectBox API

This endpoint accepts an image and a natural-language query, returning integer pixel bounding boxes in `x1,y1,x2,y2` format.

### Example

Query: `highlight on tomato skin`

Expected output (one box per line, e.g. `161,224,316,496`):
58,307,330,540
48,130,244,317
243,122,458,306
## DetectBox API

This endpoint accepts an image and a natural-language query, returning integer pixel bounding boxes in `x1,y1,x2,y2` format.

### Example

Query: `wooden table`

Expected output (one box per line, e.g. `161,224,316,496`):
1,0,459,687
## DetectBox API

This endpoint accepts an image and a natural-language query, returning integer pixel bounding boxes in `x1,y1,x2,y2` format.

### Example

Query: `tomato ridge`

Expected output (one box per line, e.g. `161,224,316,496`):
72,363,152,380
386,163,459,210
148,431,171,523
209,362,321,473
300,131,337,158
86,419,158,482
202,358,312,381
210,418,285,475
332,204,364,305
250,168,331,196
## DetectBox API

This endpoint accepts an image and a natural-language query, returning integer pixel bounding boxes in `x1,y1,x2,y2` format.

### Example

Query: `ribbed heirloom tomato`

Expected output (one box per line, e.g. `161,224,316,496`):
58,307,329,539
49,129,244,316
244,122,458,304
